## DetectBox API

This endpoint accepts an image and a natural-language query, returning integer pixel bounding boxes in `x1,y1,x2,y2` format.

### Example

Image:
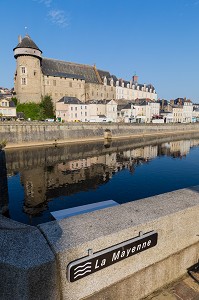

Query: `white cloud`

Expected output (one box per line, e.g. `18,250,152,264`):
33,0,52,7
43,0,52,7
48,9,68,28
33,0,69,28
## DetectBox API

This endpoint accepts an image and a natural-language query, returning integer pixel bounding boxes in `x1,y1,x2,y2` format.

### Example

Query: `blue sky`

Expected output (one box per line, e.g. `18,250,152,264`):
1,0,199,101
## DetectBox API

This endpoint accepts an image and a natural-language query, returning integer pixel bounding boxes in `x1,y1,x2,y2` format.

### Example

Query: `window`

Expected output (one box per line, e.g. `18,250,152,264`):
75,107,77,111
21,78,27,85
21,67,26,74
53,80,56,86
85,112,87,116
75,113,77,118
69,82,72,87
34,70,37,76
71,107,73,111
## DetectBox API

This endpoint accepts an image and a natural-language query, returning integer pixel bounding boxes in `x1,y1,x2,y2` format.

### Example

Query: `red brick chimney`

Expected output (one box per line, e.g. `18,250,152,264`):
132,75,138,83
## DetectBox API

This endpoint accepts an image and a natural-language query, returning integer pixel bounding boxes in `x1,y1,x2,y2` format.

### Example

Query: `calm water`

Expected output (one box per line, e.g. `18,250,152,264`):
1,133,199,226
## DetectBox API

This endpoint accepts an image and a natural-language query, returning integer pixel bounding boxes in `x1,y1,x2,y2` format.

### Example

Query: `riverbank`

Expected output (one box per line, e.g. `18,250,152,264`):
4,126,199,149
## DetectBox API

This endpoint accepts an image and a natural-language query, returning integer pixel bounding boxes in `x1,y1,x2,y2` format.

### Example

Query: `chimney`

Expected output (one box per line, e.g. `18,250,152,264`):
18,35,22,43
132,74,138,83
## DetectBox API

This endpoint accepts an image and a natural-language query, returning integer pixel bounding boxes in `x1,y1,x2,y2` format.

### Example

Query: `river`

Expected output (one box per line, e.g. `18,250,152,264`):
1,133,199,225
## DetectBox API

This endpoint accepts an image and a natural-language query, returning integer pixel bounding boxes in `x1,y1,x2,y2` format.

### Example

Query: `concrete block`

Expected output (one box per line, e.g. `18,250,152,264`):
0,216,60,300
39,186,199,300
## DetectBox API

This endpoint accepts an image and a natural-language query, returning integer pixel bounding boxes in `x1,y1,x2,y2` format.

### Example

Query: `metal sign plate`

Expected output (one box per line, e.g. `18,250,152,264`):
67,231,158,282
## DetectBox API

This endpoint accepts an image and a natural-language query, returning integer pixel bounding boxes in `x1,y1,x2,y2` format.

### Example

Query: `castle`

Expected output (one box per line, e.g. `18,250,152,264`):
13,35,157,105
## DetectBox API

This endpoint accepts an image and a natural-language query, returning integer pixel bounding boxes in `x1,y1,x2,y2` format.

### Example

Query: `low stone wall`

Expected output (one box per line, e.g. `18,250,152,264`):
1,122,199,146
0,186,199,299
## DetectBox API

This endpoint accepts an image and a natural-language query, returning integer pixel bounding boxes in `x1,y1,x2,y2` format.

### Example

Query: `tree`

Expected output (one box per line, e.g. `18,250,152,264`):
40,96,54,119
11,97,18,106
16,102,41,120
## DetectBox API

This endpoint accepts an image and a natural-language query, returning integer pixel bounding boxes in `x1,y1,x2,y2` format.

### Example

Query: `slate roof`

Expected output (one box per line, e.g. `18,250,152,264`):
121,103,131,110
97,69,118,85
42,58,100,83
13,35,42,53
58,96,83,104
86,99,113,104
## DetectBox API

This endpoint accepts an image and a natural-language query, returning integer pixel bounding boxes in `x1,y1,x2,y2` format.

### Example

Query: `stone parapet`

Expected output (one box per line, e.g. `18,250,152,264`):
0,186,199,299
39,186,199,300
0,216,60,300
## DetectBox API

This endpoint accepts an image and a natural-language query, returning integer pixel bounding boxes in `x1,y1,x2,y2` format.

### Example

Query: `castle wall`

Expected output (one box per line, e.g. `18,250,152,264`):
42,75,86,105
85,83,116,101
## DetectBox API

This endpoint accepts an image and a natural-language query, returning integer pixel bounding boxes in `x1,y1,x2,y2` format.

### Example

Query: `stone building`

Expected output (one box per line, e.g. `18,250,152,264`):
0,98,16,120
13,35,157,105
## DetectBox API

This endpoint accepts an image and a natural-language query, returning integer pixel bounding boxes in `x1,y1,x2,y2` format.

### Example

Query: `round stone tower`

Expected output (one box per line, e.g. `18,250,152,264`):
13,35,43,103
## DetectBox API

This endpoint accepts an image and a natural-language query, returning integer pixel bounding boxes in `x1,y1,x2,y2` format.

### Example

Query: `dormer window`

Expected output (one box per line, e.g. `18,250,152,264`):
104,76,107,86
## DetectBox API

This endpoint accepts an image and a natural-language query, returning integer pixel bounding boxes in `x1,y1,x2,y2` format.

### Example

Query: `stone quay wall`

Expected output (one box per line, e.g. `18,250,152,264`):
0,186,199,299
1,122,199,147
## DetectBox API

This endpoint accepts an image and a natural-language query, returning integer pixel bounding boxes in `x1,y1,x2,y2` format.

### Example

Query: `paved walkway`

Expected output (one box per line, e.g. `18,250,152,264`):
145,271,199,300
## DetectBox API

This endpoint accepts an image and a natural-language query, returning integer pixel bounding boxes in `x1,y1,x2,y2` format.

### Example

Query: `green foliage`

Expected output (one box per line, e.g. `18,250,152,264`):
11,97,18,106
17,102,41,120
15,96,54,120
40,95,54,119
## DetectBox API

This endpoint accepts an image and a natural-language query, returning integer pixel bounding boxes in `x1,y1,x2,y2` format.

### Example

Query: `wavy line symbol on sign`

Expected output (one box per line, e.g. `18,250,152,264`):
73,262,92,279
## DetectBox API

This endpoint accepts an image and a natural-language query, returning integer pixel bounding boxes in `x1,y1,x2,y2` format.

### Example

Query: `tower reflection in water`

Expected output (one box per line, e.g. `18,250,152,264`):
5,135,199,225
0,149,9,217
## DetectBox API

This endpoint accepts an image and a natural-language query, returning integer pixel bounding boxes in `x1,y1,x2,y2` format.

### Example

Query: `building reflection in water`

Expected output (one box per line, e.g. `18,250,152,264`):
4,136,199,221
0,149,9,217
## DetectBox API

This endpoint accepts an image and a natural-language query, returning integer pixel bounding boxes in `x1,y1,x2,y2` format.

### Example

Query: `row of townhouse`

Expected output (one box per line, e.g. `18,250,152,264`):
161,101,193,123
56,97,160,123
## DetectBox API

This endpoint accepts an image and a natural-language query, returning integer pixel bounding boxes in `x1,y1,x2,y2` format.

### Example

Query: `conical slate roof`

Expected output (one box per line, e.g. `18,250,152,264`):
13,35,42,53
